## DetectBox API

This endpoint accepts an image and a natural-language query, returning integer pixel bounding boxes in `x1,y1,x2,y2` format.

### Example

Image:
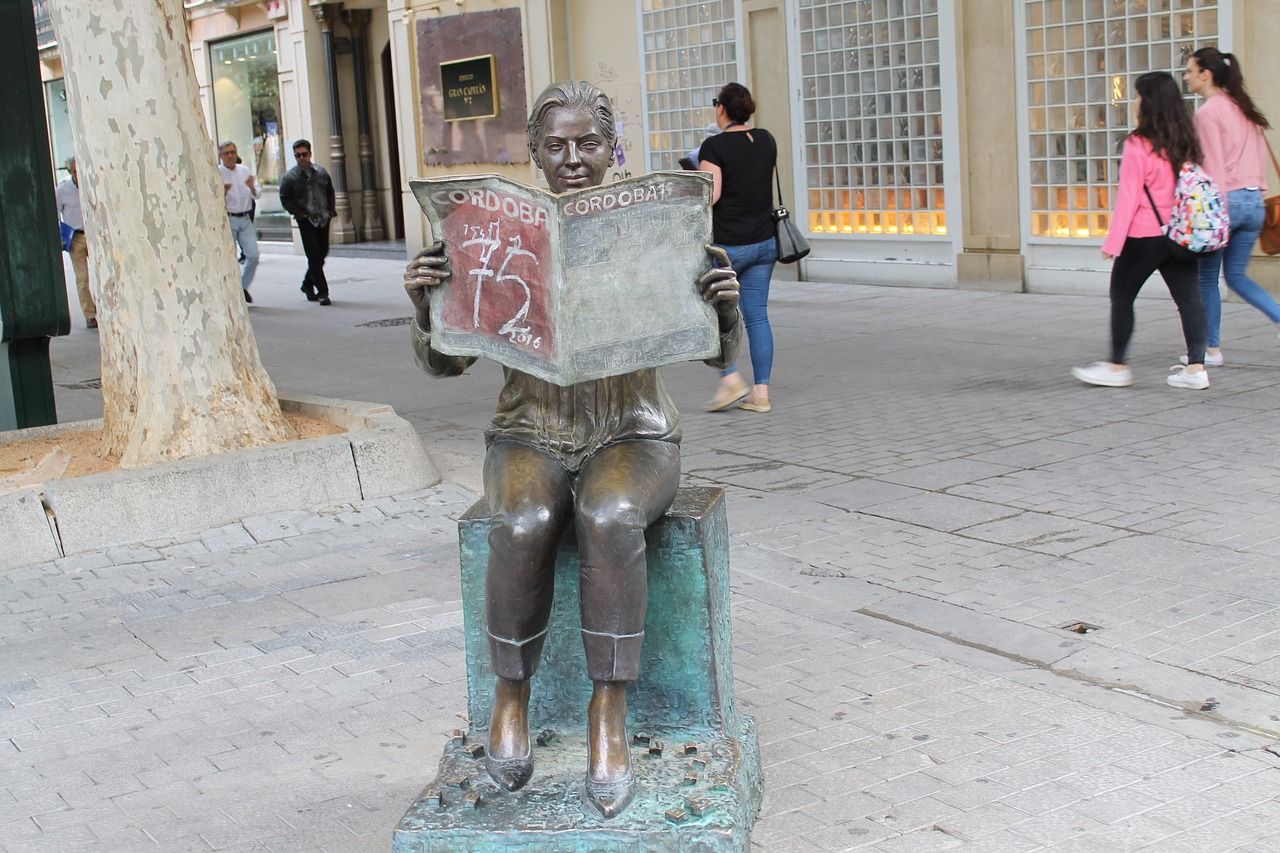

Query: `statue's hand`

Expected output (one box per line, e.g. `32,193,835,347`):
698,244,740,330
404,242,449,321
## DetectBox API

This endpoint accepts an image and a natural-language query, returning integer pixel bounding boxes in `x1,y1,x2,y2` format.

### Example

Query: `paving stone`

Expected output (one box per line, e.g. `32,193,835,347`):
14,271,1280,851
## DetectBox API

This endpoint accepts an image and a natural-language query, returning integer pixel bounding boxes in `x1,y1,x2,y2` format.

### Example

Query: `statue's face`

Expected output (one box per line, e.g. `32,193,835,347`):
535,107,611,193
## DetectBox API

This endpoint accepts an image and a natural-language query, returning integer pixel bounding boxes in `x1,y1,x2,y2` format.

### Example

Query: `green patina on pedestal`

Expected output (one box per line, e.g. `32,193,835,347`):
393,487,762,851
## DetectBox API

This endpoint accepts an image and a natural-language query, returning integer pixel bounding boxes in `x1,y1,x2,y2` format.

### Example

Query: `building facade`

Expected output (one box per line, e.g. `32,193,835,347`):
34,0,1280,293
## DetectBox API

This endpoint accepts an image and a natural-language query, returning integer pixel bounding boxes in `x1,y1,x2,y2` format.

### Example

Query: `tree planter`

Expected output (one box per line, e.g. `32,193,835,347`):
0,395,439,570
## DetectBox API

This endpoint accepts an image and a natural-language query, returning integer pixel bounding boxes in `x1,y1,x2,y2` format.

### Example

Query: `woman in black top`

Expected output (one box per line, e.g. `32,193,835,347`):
700,83,779,413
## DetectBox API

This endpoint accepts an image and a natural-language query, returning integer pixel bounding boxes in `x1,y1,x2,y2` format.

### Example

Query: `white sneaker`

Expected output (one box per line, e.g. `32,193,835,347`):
1072,362,1133,387
1167,364,1210,389
1180,353,1224,367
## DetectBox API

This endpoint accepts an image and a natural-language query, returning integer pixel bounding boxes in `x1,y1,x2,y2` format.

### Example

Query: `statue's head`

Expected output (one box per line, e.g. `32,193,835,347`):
527,81,616,193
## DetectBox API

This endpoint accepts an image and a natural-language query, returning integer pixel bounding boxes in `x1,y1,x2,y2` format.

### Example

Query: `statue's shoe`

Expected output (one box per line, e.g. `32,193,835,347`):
485,750,533,792
583,770,635,819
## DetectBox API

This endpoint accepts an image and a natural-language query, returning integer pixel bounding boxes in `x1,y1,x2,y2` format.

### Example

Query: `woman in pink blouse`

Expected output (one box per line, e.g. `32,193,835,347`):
1184,48,1274,366
1072,72,1209,390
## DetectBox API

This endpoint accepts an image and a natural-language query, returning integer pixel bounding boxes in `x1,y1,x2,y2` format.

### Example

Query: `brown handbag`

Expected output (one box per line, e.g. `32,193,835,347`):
1262,136,1280,255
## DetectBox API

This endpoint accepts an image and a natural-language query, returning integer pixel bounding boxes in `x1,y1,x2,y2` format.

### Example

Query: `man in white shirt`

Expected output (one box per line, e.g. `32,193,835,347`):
55,157,97,328
217,141,262,302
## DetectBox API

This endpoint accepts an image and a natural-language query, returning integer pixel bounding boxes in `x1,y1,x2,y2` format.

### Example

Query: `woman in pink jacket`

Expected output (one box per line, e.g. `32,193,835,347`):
1184,48,1274,366
1072,72,1209,390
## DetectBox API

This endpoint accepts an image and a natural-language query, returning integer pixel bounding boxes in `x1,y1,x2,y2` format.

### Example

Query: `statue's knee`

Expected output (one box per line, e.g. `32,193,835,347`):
576,496,641,541
492,504,559,552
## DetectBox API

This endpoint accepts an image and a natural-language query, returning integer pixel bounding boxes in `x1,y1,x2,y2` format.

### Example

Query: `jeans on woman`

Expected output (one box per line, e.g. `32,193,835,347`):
1110,236,1206,366
1197,187,1275,348
718,237,778,385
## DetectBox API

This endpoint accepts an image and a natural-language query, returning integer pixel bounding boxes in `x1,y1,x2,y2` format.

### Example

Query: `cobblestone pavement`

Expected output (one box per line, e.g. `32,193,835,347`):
5,253,1279,851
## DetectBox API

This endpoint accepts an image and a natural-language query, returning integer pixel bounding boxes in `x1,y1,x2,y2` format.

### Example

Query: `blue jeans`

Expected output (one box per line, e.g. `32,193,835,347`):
719,237,778,385
229,213,260,290
1197,188,1275,348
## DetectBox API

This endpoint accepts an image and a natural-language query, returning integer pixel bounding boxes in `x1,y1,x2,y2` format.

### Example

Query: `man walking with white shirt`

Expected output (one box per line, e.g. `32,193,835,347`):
218,141,261,303
55,157,97,328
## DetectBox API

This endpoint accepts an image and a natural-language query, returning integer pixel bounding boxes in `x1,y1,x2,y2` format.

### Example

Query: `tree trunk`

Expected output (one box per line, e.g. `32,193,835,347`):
46,0,295,468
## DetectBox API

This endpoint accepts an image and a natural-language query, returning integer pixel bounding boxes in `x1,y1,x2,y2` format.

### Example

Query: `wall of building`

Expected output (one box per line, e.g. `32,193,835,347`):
1234,0,1279,288
954,2,1025,292
392,0,554,249
561,1,645,185
367,13,399,238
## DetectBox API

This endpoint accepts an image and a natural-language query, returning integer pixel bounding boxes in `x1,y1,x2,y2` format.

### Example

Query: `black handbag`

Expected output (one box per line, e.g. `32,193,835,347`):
772,205,809,265
769,136,809,264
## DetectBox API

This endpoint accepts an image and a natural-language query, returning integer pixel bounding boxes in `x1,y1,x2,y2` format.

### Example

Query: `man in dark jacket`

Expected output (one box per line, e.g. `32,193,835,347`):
278,139,336,305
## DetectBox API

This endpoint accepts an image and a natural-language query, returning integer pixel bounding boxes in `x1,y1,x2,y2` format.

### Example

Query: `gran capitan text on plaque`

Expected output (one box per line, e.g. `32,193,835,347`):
440,55,498,122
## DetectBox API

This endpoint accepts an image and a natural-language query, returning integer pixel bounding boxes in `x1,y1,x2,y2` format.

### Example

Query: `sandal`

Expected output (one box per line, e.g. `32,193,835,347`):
705,379,749,412
738,395,771,413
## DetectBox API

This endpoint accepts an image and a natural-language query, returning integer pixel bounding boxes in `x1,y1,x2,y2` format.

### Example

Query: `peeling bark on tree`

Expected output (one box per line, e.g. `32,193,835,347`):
47,0,295,468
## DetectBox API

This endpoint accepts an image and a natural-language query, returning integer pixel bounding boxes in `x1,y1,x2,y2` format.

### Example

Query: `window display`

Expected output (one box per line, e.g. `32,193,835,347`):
211,30,286,230
641,0,738,172
1023,0,1220,239
799,0,947,236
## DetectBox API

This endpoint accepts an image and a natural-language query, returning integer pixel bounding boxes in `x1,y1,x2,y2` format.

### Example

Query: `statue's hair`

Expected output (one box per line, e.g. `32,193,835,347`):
526,81,616,165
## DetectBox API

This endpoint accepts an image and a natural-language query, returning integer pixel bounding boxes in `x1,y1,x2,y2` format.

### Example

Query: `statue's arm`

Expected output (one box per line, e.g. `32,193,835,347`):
410,314,476,377
699,245,743,369
705,307,742,370
406,244,476,377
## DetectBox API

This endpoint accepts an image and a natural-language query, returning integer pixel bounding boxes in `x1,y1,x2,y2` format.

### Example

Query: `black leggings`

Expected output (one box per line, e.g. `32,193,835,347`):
1110,236,1206,366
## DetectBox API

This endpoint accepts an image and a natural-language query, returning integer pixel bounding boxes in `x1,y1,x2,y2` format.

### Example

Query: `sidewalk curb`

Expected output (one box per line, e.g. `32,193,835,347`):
1,393,439,569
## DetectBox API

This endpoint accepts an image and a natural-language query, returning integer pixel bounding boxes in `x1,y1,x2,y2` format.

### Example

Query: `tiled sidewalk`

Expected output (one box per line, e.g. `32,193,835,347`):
6,254,1279,850
3,483,1277,851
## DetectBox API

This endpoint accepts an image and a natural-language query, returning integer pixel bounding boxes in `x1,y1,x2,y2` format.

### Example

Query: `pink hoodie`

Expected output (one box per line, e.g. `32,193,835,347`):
1102,135,1177,258
1196,93,1269,194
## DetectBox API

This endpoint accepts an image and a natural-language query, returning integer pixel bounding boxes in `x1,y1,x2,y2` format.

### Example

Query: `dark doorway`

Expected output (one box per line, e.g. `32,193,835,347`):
381,43,404,240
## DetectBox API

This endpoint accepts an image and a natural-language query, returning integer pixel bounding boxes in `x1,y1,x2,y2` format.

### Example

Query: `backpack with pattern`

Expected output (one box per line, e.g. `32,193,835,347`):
1145,162,1230,261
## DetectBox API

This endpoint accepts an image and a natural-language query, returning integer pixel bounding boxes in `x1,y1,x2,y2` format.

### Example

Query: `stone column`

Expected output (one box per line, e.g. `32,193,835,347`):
311,2,357,243
342,8,385,242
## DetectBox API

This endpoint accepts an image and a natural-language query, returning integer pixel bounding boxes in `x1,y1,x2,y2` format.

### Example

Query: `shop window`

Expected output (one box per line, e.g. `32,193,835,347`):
1024,0,1219,239
798,0,946,236
640,0,738,172
210,31,284,189
44,79,75,184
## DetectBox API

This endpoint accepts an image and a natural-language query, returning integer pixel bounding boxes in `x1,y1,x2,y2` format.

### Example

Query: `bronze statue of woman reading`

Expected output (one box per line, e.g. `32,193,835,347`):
403,81,742,819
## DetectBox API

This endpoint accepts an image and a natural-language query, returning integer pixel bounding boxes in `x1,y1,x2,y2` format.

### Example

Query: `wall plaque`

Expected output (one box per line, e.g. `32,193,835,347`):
415,8,529,166
441,55,498,121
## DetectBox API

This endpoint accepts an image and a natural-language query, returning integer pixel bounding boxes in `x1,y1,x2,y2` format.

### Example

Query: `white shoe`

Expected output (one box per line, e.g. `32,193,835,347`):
1167,364,1210,389
1072,362,1133,387
1180,353,1224,367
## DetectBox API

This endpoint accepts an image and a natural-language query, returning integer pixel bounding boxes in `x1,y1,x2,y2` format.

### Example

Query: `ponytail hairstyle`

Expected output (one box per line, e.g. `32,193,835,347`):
1133,71,1203,168
1191,47,1270,129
